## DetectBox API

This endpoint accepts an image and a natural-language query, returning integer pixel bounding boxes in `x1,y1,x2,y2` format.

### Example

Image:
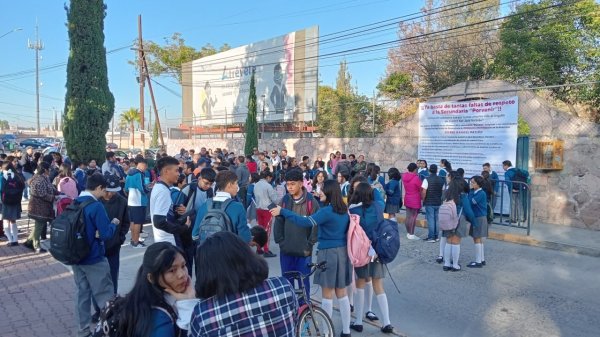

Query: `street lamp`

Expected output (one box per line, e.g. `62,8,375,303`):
0,28,23,39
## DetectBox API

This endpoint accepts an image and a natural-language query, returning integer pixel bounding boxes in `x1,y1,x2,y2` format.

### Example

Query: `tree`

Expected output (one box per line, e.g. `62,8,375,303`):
120,108,140,149
244,72,259,155
384,0,500,97
493,0,600,121
0,120,9,130
63,0,115,164
317,61,377,137
150,122,159,148
141,33,230,83
376,71,414,99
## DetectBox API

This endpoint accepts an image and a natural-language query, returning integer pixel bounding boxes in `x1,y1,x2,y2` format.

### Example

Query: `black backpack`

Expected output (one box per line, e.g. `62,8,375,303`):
1,173,24,205
512,169,528,192
372,218,401,264
49,199,95,265
195,199,234,242
92,296,182,337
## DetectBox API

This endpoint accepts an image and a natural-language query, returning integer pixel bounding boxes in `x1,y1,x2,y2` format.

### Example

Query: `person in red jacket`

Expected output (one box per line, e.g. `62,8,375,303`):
402,163,422,240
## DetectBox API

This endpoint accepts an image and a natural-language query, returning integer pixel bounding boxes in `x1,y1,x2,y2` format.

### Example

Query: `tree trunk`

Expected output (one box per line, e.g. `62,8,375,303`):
130,121,135,148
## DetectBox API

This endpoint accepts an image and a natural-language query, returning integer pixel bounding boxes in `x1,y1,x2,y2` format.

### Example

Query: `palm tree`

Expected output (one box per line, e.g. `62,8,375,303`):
120,108,141,148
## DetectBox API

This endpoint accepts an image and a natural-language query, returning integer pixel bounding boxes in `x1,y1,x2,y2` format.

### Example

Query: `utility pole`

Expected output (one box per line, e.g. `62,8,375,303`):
372,91,376,138
111,116,115,143
137,15,145,149
28,20,44,135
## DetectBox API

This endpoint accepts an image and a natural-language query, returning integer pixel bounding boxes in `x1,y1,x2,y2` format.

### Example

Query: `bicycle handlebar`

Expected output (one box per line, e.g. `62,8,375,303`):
284,261,327,280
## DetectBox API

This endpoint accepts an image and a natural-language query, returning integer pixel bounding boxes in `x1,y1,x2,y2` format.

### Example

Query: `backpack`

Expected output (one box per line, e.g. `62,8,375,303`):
346,213,372,267
1,173,24,205
56,197,74,217
92,296,182,337
512,169,528,192
49,199,96,265
439,200,463,231
59,177,79,200
372,219,400,264
196,199,234,242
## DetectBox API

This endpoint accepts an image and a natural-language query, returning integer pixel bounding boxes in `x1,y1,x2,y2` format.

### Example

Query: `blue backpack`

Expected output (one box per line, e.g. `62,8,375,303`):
372,219,400,264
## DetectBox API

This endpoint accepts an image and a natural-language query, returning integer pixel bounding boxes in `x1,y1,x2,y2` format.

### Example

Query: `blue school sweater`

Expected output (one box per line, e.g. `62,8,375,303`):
458,193,476,225
76,192,116,265
280,205,349,250
384,179,401,206
191,192,251,243
468,189,488,218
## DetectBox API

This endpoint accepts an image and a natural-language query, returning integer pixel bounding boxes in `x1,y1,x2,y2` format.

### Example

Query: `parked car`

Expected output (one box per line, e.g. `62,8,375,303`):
19,138,47,149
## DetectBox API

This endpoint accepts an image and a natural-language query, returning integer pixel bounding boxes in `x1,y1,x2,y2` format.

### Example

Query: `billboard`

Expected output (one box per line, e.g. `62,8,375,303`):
182,26,319,126
418,96,519,178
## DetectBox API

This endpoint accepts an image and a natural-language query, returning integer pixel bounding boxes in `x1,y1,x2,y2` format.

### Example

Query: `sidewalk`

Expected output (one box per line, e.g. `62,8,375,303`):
0,239,75,337
395,210,600,257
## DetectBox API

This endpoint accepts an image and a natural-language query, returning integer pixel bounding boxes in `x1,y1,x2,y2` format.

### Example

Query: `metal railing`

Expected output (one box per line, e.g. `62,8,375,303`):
379,172,532,235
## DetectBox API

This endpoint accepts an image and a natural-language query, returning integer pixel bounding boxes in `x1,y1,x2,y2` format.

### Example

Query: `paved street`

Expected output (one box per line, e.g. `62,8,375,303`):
1,218,599,337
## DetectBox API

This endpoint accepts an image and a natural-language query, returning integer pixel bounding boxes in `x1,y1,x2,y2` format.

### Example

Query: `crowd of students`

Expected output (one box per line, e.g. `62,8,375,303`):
0,144,531,337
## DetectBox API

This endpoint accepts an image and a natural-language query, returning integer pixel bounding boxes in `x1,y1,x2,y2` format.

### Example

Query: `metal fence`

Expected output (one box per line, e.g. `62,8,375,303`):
379,172,532,235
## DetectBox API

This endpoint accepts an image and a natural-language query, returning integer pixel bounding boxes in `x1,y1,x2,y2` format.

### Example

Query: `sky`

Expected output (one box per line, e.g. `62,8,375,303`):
0,0,425,129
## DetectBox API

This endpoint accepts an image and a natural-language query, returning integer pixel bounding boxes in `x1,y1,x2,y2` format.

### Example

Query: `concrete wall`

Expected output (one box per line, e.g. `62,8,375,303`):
167,80,600,230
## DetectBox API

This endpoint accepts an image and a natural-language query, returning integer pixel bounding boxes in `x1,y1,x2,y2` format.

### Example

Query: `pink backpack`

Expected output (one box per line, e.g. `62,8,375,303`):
439,200,462,231
347,213,372,267
58,177,79,200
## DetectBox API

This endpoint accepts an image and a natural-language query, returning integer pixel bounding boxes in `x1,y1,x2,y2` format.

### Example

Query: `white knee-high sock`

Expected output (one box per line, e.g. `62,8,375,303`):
338,296,351,334
353,288,365,324
322,298,333,318
347,285,354,306
9,222,18,243
475,243,482,263
439,236,447,257
481,241,485,262
444,243,452,267
376,293,391,326
365,281,374,312
451,244,461,269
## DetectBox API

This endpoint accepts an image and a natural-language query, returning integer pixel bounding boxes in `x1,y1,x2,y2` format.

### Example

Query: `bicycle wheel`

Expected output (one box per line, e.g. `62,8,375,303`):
296,306,335,337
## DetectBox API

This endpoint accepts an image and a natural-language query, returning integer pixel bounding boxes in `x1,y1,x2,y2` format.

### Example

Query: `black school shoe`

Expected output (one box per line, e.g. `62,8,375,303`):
340,333,351,337
381,325,394,333
436,256,444,264
350,323,363,332
365,311,378,321
443,266,452,271
467,262,483,268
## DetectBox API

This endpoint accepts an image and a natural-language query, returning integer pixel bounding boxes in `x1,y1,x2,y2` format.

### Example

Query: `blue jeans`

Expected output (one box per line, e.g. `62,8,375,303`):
22,171,32,199
425,205,440,239
280,253,312,305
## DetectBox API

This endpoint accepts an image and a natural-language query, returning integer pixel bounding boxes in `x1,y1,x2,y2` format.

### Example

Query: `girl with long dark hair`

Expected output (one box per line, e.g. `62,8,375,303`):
348,182,394,334
441,173,475,272
117,242,189,337
167,232,297,336
271,179,353,337
384,168,402,221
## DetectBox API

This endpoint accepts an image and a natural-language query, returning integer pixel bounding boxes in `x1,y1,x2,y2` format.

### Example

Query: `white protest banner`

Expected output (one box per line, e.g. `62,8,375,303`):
418,96,518,178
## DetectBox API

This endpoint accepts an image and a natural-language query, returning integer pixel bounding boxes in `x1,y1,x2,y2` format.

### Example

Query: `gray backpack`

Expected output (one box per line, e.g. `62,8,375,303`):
196,199,234,242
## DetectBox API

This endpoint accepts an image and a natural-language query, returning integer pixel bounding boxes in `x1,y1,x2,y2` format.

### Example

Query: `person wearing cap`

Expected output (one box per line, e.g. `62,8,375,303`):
72,173,118,337
125,157,150,248
100,174,130,294
116,242,190,337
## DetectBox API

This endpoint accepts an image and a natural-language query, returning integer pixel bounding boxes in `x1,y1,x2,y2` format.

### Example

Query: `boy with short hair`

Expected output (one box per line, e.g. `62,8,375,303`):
192,170,251,243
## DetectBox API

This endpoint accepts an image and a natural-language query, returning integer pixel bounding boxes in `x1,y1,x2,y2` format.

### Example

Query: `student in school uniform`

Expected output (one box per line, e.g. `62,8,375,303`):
467,176,489,268
271,179,353,337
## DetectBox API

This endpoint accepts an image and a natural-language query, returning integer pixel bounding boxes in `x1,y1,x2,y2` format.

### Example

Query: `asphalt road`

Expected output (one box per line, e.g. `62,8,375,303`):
115,223,600,337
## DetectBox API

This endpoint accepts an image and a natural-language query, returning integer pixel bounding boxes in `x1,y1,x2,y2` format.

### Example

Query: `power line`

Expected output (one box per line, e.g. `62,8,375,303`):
171,0,572,78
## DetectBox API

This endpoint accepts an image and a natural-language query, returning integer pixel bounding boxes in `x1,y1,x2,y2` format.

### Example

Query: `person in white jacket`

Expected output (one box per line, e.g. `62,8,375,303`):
253,170,281,257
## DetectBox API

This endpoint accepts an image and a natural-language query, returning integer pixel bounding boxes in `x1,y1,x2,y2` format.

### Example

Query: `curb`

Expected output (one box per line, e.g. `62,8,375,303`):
395,215,600,258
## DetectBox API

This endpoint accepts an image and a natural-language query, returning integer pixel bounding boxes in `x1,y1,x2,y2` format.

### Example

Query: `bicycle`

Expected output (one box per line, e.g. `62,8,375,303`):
285,261,335,337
